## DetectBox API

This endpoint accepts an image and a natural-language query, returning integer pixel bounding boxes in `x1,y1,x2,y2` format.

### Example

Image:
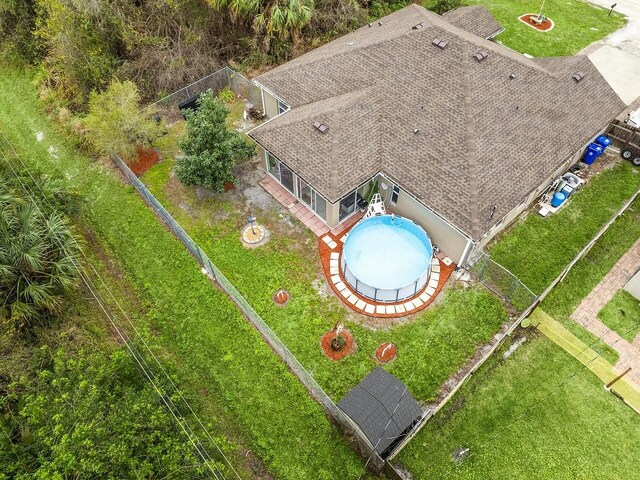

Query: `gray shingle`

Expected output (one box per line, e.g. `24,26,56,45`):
249,4,625,239
443,5,504,39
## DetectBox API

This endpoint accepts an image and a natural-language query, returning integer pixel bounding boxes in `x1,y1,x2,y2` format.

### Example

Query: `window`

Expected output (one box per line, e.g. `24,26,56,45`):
391,185,400,204
339,190,357,221
313,191,327,220
266,152,278,179
277,100,288,115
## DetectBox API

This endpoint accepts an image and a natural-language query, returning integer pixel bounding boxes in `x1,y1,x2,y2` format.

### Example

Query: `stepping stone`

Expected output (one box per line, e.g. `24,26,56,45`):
395,304,406,314
419,292,431,303
431,271,440,283
330,265,339,276
364,304,375,315
331,274,340,284
402,301,415,311
385,305,396,315
335,281,347,292
376,305,386,315
340,234,348,243
413,297,425,308
328,240,338,249
356,299,367,310
329,259,339,269
322,235,333,245
330,252,340,260
426,285,436,296
432,262,441,273
443,256,454,266
347,294,359,305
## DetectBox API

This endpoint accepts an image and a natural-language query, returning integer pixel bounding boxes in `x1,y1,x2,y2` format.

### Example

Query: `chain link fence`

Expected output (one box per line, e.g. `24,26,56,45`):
146,67,264,120
111,154,383,469
465,247,538,312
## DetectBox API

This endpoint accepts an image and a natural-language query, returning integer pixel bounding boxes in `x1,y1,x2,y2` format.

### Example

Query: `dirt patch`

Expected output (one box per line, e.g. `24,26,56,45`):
518,14,554,31
321,329,356,360
128,147,160,176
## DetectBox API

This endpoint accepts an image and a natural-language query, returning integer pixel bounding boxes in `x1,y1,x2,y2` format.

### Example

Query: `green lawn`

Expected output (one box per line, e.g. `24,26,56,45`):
395,334,640,479
489,162,640,294
538,197,640,364
0,65,367,480
598,290,640,342
142,145,509,402
463,0,626,56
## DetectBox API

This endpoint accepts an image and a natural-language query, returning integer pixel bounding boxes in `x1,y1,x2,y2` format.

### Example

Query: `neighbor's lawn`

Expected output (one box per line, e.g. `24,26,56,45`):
598,290,640,342
395,334,640,479
142,153,508,402
539,197,640,364
463,0,626,56
489,161,640,294
0,66,367,480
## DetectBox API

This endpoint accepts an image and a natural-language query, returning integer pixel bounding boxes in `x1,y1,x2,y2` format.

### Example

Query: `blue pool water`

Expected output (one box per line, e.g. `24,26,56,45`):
342,215,432,290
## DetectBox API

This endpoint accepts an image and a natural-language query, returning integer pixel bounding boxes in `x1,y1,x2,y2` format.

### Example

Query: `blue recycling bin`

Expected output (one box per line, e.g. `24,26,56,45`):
583,143,603,165
595,135,612,149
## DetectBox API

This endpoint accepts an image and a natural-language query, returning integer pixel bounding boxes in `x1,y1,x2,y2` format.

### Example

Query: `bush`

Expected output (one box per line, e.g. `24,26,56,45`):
217,87,236,103
83,79,164,160
175,91,255,192
428,0,461,15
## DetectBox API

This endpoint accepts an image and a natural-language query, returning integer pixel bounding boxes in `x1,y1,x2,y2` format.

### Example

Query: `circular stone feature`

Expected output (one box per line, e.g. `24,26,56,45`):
321,329,355,361
242,224,266,244
375,342,397,362
341,215,432,303
272,289,290,306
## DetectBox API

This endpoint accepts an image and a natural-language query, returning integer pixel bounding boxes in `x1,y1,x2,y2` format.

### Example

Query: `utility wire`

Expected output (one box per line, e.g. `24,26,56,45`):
0,133,238,479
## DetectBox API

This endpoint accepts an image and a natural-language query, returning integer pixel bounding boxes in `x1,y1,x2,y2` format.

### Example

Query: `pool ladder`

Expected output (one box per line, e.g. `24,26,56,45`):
364,193,386,219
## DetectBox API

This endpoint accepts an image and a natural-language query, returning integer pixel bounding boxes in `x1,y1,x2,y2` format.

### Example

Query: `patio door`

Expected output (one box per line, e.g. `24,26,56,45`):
296,177,312,207
279,162,295,194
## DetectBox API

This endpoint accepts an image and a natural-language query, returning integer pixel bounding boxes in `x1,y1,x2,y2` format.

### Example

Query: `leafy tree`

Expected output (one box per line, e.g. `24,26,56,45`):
207,0,313,48
0,179,82,330
429,0,461,15
3,348,209,479
176,91,255,192
83,79,164,160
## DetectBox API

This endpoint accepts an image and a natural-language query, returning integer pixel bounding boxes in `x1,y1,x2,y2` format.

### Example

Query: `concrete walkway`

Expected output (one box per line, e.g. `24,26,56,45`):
583,0,640,105
570,238,640,386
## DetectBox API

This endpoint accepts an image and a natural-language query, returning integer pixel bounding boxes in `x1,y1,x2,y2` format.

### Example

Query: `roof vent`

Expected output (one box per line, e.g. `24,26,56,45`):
509,73,516,80
412,22,425,30
368,23,372,27
413,128,420,134
572,72,585,82
432,38,448,49
313,121,329,133
473,51,489,62
378,21,383,26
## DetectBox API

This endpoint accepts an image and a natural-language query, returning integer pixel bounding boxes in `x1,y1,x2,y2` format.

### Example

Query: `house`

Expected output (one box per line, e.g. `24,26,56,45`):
248,4,625,265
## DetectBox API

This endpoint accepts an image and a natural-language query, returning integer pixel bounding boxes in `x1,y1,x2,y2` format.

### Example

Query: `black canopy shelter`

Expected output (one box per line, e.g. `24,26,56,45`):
338,367,421,457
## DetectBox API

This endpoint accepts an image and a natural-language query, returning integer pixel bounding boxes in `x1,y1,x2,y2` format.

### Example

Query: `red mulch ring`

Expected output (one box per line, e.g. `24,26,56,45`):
128,147,160,176
272,289,290,306
519,14,554,31
375,342,397,363
224,181,234,191
321,329,356,361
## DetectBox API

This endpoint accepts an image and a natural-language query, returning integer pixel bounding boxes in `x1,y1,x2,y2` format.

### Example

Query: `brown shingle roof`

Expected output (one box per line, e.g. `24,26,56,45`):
249,4,625,239
443,5,504,39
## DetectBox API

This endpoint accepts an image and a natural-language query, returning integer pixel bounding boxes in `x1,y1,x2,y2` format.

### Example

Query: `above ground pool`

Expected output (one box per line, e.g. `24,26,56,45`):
341,215,433,303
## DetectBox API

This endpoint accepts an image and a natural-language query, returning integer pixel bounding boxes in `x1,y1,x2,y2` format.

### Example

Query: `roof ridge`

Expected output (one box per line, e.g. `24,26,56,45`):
461,44,481,239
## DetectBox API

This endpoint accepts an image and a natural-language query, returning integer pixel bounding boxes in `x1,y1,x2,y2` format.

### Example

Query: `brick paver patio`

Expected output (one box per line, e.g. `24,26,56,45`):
570,238,640,387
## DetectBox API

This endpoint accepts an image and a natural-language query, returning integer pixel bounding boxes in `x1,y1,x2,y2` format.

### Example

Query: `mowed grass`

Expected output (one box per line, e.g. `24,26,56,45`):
539,197,640,364
598,290,640,342
142,148,508,403
395,334,640,479
489,162,640,294
463,0,626,56
0,66,367,480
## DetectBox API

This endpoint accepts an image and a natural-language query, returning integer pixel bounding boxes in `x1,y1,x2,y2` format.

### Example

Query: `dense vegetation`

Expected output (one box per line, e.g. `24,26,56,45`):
0,166,208,478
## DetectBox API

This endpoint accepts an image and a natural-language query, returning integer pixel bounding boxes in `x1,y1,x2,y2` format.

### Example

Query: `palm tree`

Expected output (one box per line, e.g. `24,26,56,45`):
208,0,313,48
0,182,82,330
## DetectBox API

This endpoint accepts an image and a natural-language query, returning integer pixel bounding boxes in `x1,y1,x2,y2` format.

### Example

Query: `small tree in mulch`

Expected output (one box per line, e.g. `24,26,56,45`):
331,322,347,351
83,79,164,160
175,91,256,193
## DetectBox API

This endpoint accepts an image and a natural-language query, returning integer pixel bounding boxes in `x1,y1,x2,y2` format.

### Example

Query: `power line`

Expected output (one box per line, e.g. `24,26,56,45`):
0,133,238,479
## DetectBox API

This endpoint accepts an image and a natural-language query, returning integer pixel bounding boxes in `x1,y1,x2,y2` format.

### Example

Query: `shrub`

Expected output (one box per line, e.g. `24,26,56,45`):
217,87,236,103
175,91,256,192
83,79,164,160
